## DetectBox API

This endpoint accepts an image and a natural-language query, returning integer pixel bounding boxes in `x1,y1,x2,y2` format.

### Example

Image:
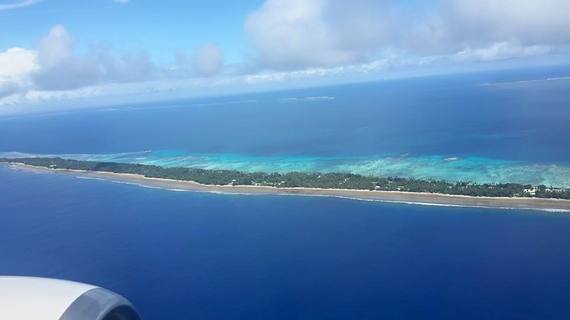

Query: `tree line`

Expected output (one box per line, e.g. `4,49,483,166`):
2,157,569,200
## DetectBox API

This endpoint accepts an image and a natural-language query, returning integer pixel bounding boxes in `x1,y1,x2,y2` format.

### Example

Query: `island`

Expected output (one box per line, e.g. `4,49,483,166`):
2,157,570,212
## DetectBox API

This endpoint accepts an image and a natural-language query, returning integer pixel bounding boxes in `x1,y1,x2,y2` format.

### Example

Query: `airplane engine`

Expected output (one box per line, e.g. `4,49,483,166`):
0,276,140,320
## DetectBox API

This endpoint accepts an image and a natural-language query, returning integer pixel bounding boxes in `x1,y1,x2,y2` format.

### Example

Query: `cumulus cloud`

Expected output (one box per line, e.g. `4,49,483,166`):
2,0,570,111
443,0,570,46
0,28,227,109
246,0,338,69
32,25,154,90
0,48,37,81
37,24,73,68
170,44,224,77
0,24,156,106
192,43,224,77
245,0,394,69
246,0,570,70
0,48,37,98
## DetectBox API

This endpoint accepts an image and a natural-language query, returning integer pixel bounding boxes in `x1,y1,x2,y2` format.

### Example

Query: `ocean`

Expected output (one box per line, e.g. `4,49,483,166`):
1,68,570,319
1,68,570,187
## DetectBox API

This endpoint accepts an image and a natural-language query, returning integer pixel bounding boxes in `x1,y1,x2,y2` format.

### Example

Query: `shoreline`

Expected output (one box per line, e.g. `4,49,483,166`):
6,163,570,213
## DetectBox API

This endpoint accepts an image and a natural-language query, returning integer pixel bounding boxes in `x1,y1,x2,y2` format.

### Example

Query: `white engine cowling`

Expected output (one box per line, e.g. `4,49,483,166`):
0,276,140,320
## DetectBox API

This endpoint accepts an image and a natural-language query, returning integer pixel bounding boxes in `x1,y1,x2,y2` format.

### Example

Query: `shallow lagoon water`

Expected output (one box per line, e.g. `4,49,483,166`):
1,70,570,319
1,71,569,187
4,150,570,188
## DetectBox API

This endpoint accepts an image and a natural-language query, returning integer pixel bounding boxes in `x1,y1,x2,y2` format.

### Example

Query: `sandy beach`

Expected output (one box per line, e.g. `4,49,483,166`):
7,163,570,212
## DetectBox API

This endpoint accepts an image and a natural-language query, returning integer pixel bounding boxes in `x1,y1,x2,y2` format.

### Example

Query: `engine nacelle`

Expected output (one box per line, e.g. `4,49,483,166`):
0,276,140,320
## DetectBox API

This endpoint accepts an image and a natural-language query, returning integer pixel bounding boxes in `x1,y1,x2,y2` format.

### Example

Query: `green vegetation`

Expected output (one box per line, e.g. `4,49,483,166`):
2,157,569,200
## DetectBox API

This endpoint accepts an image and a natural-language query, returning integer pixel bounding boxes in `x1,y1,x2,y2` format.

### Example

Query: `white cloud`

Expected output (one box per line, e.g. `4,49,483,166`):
0,87,96,107
0,48,38,98
37,24,73,68
31,25,155,90
245,0,395,69
0,25,155,104
2,1,570,112
454,42,552,62
246,0,340,69
192,43,224,77
0,0,41,11
246,0,570,70
443,0,570,46
0,55,424,112
0,48,38,80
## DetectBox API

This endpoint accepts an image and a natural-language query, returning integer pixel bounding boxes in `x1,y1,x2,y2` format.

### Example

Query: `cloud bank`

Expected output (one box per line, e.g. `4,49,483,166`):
1,0,570,112
245,0,570,70
32,25,155,90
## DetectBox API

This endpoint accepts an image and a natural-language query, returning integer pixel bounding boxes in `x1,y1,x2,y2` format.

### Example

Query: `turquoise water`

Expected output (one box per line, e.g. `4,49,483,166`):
4,150,570,188
2,70,570,319
1,70,570,189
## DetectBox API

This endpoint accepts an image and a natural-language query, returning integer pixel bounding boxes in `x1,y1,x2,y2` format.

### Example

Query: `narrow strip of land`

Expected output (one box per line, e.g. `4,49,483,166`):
6,162,570,212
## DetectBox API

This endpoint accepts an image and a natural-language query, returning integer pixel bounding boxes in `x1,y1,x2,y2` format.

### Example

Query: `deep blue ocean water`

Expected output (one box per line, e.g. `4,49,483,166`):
1,71,570,162
1,69,570,319
2,166,570,319
1,69,570,186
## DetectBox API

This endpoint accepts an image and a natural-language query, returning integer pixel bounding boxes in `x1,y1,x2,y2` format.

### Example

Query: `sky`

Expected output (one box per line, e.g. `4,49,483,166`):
1,0,570,114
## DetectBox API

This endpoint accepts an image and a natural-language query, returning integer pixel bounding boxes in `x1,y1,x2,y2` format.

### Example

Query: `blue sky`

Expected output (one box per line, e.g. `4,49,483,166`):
0,0,262,64
1,0,570,114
